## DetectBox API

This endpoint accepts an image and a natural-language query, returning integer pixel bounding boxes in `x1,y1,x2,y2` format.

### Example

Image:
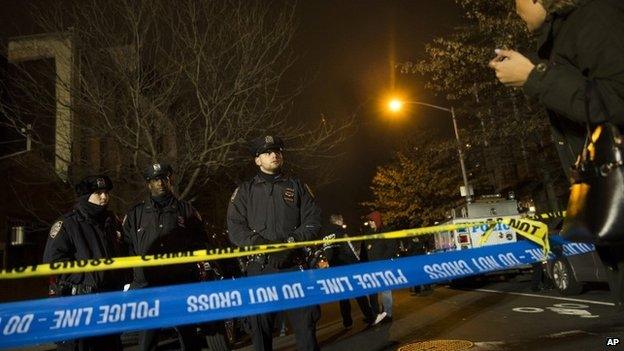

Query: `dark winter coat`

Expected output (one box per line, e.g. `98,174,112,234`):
361,228,398,262
227,174,322,270
365,237,399,262
122,196,206,288
43,207,127,295
323,224,360,266
524,0,624,179
227,174,321,244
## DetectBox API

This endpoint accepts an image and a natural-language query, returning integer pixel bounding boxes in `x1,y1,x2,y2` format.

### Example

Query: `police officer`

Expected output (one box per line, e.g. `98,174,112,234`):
43,175,126,351
123,163,205,351
227,136,322,351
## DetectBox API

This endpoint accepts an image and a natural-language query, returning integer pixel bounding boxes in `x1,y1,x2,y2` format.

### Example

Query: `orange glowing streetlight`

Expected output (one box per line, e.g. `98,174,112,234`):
388,99,403,113
385,97,472,203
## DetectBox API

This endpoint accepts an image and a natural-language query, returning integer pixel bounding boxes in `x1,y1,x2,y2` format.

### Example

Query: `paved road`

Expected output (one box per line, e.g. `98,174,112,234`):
248,275,624,351
14,275,624,350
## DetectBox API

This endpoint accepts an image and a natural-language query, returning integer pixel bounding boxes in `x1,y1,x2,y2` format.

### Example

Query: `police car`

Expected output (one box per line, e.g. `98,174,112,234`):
434,195,521,252
431,194,534,287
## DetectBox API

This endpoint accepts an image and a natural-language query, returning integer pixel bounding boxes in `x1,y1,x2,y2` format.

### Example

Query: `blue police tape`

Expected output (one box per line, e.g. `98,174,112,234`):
0,239,565,348
548,235,596,257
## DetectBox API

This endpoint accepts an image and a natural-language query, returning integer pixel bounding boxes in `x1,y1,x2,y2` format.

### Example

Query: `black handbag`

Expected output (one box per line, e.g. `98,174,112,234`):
561,81,624,243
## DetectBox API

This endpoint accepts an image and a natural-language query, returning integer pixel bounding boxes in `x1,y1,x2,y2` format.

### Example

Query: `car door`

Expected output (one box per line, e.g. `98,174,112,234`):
592,250,609,282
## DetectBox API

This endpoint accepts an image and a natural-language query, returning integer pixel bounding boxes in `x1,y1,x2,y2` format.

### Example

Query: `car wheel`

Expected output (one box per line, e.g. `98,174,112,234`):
552,258,583,295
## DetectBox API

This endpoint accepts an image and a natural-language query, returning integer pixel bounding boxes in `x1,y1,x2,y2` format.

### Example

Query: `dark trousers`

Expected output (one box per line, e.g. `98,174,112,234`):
139,325,200,351
246,260,320,351
368,293,381,315
249,306,320,351
339,296,374,327
56,334,122,351
597,243,624,309
531,262,545,291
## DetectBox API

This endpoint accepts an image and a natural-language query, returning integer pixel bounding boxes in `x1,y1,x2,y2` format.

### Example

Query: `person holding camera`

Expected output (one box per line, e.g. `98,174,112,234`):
489,0,624,304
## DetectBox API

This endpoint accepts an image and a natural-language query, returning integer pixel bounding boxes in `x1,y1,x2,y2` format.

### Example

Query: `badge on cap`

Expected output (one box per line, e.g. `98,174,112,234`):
265,136,274,144
96,177,106,189
49,221,63,239
153,163,162,172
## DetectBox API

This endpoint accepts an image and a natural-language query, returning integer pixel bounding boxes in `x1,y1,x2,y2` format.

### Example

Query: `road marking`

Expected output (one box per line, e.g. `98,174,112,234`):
545,330,586,338
553,303,588,309
513,301,600,318
546,306,599,318
513,307,543,313
474,288,615,306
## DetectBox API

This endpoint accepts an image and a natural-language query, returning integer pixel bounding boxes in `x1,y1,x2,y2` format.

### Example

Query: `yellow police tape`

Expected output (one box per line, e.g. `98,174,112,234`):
531,211,566,220
0,216,551,280
478,209,567,246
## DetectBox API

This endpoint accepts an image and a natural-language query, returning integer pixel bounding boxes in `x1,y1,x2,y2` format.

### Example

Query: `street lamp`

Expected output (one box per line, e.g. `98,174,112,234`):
388,99,403,112
387,99,472,203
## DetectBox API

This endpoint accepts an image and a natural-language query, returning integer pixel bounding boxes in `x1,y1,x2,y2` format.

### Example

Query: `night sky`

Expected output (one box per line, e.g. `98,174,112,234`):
289,0,461,226
0,0,463,227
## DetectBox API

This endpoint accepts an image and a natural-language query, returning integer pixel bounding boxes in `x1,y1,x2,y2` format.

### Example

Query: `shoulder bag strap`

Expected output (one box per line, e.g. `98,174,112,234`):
579,81,594,164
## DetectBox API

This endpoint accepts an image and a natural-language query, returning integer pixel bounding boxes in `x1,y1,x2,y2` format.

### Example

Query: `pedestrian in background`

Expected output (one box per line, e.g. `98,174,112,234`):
400,236,434,295
363,211,398,322
227,135,322,351
43,175,126,351
323,214,387,329
489,0,624,304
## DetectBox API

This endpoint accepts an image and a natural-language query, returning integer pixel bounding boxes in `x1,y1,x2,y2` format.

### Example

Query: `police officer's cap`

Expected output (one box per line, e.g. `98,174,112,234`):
75,175,113,196
249,135,284,157
143,162,173,181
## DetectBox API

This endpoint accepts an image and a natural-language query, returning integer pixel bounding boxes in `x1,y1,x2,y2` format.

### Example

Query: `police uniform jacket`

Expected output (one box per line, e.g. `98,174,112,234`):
123,196,206,288
43,208,126,295
227,174,322,266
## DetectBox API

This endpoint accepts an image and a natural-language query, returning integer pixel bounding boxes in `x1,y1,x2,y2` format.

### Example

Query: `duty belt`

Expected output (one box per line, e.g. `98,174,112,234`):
51,281,98,296
245,254,268,271
246,251,309,271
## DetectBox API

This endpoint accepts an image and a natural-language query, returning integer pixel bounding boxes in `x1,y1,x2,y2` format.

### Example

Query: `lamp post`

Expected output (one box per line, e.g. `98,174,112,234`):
388,99,472,203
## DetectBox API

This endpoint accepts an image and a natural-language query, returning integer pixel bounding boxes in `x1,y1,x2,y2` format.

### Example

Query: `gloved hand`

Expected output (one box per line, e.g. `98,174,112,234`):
249,234,271,246
268,250,293,269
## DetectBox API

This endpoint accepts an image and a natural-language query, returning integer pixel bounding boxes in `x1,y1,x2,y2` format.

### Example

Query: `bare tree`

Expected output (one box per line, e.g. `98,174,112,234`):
1,0,353,213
